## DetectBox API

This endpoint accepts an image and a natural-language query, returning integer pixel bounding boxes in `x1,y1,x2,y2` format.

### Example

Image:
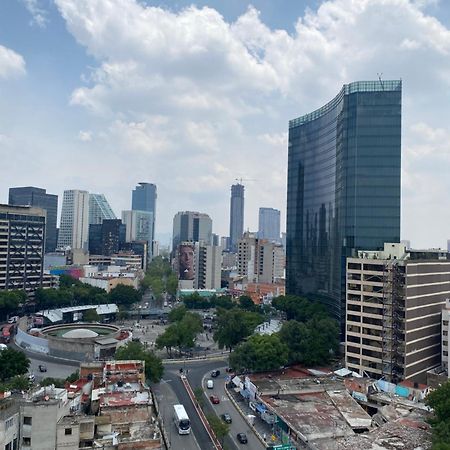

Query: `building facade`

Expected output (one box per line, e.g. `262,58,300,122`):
9,186,58,253
0,204,46,294
89,219,125,256
345,243,450,383
121,210,153,264
57,190,90,250
229,183,244,252
132,182,156,244
172,211,212,251
442,299,450,375
287,80,402,325
88,193,116,225
258,207,281,242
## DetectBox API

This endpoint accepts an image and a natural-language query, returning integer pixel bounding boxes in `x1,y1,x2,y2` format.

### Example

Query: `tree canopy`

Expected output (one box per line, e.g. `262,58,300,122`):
141,256,177,298
115,341,164,383
229,334,289,373
83,308,100,323
0,348,30,381
213,308,263,351
426,381,450,448
272,295,328,322
0,290,26,320
108,284,141,306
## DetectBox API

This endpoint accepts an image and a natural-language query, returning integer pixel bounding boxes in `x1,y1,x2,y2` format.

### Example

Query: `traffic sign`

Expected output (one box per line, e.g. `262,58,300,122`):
269,445,292,450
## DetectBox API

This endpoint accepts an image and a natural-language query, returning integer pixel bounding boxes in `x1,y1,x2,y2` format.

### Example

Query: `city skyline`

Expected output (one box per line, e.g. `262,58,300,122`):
1,1,450,247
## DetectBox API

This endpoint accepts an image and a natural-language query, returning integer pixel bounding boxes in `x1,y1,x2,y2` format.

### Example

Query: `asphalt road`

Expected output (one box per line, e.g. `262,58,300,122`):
154,359,227,450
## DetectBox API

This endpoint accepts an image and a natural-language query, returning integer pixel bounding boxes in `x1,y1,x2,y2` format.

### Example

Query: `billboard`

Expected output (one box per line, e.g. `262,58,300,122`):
179,243,195,280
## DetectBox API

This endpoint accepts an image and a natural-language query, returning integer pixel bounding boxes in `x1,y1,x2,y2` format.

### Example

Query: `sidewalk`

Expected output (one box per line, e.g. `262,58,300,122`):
226,384,284,447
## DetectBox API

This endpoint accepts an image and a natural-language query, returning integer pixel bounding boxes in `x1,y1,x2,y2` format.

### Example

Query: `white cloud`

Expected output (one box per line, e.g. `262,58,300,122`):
78,130,92,142
0,45,26,79
21,0,49,28
47,0,450,245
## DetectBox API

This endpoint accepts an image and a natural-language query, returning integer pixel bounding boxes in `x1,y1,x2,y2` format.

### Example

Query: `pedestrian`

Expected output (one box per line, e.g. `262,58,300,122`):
263,433,267,442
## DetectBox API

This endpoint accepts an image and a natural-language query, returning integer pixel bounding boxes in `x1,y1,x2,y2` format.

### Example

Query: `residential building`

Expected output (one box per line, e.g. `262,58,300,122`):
88,193,116,225
9,186,58,252
0,398,19,450
229,183,244,252
237,232,285,284
0,204,46,294
258,207,280,242
345,243,450,383
121,210,153,264
172,211,212,251
132,182,157,249
88,219,125,256
196,243,222,290
442,299,450,375
57,190,90,250
287,80,402,326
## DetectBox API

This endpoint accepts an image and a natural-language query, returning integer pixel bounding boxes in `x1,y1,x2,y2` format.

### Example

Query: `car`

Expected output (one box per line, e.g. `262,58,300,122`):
221,413,232,424
206,379,214,389
211,369,220,378
237,433,248,444
210,395,220,404
38,364,47,373
28,373,35,383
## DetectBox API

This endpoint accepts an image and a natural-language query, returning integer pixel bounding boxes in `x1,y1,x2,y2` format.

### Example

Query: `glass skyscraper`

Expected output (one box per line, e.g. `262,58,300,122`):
286,80,401,325
229,183,244,252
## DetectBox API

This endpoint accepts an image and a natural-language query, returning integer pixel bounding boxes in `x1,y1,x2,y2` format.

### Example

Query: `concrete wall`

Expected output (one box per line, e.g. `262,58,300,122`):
16,327,49,354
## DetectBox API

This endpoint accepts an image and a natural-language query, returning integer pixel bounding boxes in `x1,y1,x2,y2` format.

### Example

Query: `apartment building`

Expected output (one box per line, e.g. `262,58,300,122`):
346,243,450,383
442,299,450,375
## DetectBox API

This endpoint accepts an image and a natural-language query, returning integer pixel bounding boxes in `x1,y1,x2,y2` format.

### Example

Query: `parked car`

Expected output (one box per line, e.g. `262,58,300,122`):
7,316,19,324
237,433,248,444
221,413,232,424
211,369,220,378
210,395,220,404
206,379,214,389
38,364,47,373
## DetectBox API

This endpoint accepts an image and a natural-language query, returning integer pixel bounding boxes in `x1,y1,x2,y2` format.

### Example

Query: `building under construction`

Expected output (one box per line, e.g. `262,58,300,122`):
345,243,450,383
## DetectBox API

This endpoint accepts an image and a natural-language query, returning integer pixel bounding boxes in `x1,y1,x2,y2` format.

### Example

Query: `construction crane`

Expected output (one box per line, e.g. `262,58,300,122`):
235,178,257,185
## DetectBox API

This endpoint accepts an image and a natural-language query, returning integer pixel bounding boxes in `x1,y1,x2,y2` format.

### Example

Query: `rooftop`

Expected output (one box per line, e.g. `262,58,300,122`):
99,391,150,408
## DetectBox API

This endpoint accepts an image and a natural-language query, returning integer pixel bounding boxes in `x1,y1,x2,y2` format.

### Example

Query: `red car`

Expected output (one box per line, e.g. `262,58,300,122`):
210,395,220,404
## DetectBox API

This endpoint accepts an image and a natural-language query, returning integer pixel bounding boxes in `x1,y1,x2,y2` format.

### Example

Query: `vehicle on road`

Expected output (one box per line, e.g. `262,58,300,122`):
28,373,35,383
1,324,15,344
7,316,19,324
221,413,232,423
237,433,248,444
38,364,47,372
210,395,220,404
206,379,214,389
211,369,220,377
173,404,191,435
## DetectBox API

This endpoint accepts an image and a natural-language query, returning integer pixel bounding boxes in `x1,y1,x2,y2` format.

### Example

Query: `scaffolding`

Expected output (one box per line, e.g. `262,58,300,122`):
381,261,405,382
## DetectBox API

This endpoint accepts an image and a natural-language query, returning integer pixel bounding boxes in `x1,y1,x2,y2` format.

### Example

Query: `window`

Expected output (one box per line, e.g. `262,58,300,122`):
23,417,32,426
444,321,449,326
65,428,72,436
22,437,31,446
444,351,448,357
5,417,14,430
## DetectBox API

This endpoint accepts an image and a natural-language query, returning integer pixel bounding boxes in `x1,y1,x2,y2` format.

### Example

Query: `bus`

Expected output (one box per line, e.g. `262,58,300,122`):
173,404,191,435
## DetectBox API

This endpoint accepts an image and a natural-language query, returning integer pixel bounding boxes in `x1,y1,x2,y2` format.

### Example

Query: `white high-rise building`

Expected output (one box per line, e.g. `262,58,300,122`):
89,193,116,225
58,190,90,250
122,210,154,261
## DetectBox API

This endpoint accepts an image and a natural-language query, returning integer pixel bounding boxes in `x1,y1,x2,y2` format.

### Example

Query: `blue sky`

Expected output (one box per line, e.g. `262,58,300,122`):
1,0,450,247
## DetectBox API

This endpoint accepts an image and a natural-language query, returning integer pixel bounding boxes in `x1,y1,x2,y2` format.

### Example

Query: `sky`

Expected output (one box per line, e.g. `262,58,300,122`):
1,0,450,248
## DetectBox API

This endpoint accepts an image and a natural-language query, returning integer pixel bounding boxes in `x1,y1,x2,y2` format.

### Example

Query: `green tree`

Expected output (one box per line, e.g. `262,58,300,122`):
212,295,234,310
59,274,82,289
41,377,65,388
168,304,187,322
0,348,30,381
0,290,26,320
194,387,205,408
206,413,230,445
65,370,80,383
183,292,210,309
229,334,289,373
108,284,141,306
426,381,450,448
239,295,257,311
214,309,263,351
166,273,178,297
83,308,100,323
0,375,30,392
115,341,164,383
272,295,328,322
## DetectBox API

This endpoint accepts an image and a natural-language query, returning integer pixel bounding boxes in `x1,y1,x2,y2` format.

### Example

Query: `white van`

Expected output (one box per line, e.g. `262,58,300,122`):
206,379,214,389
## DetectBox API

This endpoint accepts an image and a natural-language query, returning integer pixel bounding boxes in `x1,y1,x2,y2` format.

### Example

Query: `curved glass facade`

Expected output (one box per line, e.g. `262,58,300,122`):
286,80,401,324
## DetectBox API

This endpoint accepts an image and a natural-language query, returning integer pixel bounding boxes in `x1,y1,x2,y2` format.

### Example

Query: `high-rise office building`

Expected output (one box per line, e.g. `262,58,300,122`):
287,80,401,325
9,186,58,252
57,190,90,250
132,182,156,243
89,219,125,256
0,204,46,294
229,183,244,252
89,193,116,225
258,207,281,242
345,243,450,383
122,210,153,264
172,211,212,251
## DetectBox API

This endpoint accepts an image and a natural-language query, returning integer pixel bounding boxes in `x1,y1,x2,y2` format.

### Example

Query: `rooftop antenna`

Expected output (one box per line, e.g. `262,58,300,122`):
378,73,384,91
